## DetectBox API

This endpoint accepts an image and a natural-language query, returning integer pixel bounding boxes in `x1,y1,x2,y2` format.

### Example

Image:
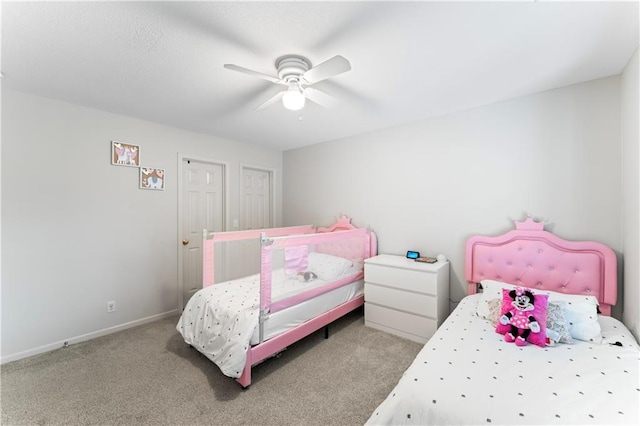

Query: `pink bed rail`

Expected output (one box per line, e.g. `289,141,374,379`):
202,224,315,287
260,228,374,313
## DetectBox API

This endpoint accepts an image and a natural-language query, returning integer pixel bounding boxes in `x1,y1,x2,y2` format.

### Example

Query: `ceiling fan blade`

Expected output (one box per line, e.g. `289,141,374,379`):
303,87,340,109
223,64,284,85
302,55,351,85
254,91,286,111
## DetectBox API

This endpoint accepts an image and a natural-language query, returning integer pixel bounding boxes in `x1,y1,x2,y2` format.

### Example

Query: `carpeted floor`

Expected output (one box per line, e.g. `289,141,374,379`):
1,307,422,425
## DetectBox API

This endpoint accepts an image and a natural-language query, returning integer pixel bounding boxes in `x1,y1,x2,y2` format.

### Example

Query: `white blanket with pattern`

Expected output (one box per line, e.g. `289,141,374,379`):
366,294,640,425
176,269,332,378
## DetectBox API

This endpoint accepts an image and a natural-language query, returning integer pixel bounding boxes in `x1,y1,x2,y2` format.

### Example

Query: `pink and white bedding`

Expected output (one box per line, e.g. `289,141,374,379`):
367,217,639,425
366,294,639,425
177,266,361,378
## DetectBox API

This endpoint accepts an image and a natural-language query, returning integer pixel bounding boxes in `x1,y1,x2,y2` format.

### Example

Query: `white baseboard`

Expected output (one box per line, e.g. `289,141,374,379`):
1,310,179,365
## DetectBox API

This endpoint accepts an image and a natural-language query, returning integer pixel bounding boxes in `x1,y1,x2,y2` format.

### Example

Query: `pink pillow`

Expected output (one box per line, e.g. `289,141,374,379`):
495,288,549,348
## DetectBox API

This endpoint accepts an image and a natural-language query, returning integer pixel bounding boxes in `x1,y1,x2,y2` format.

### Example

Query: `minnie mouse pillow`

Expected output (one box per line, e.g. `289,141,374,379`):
496,287,549,348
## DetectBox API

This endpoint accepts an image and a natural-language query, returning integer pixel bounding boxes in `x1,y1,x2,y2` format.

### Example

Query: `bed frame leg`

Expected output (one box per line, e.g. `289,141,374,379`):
324,325,329,339
235,349,252,388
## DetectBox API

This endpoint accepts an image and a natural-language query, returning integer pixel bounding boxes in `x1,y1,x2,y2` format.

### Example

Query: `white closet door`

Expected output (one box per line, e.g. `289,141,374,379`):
241,167,272,231
240,167,272,277
181,160,224,307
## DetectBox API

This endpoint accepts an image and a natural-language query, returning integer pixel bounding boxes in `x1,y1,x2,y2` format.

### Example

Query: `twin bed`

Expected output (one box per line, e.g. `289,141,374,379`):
177,216,376,388
366,217,639,425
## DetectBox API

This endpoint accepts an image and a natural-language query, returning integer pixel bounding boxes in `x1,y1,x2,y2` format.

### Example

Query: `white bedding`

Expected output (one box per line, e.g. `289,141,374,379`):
366,294,640,425
176,268,361,378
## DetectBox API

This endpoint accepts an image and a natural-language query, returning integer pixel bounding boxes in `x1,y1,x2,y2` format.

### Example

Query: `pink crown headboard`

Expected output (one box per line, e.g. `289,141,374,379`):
316,215,377,261
465,217,618,316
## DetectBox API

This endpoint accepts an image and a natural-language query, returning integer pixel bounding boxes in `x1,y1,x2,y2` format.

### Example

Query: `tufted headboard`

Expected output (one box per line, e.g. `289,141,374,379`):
465,217,617,316
315,215,377,262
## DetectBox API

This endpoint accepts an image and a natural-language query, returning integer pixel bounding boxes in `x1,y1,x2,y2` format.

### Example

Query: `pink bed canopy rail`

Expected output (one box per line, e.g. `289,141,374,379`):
465,217,618,315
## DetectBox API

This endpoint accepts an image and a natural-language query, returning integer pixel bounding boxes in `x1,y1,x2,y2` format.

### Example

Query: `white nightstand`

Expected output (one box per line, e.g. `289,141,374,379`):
364,254,450,343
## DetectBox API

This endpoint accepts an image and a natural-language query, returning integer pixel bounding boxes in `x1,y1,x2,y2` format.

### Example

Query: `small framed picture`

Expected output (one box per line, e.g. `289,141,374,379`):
111,141,140,167
140,167,165,190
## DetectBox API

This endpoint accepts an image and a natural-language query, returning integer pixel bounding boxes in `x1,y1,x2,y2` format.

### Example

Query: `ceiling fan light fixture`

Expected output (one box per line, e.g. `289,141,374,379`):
282,86,306,111
224,54,350,111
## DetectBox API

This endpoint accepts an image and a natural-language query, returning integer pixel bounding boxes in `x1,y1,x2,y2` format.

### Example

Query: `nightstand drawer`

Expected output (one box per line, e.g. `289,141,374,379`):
365,283,437,317
365,263,437,295
365,303,437,340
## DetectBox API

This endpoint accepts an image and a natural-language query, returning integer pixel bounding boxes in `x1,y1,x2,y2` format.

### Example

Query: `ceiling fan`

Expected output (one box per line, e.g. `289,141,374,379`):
223,55,351,111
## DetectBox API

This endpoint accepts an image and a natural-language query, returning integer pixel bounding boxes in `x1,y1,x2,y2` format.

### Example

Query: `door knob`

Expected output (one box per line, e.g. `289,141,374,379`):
182,239,189,245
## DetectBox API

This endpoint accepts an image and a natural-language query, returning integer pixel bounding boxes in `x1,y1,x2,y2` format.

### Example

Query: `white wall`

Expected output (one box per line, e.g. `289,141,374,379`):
1,89,282,362
622,48,639,340
284,77,623,316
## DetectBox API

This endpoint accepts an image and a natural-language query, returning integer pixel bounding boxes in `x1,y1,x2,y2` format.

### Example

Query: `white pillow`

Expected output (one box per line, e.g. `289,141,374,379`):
307,252,353,281
476,279,510,319
478,279,602,344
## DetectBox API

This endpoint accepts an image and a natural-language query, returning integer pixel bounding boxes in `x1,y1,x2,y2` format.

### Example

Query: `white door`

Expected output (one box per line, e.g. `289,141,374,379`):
240,167,273,275
242,167,272,230
182,159,224,307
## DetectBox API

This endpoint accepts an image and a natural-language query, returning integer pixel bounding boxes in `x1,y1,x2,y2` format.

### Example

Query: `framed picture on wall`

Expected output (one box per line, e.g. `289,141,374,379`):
111,141,140,167
140,167,165,190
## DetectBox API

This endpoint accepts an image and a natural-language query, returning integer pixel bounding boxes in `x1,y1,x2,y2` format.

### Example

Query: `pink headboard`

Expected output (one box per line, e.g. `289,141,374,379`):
317,215,358,233
465,217,617,316
316,215,378,260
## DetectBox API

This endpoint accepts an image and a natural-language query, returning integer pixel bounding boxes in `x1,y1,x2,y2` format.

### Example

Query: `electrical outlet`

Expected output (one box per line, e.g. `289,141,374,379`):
107,301,116,313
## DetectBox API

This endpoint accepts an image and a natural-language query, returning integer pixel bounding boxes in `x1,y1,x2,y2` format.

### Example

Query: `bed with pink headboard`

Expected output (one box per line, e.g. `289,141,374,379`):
465,217,618,315
177,216,377,388
366,218,638,425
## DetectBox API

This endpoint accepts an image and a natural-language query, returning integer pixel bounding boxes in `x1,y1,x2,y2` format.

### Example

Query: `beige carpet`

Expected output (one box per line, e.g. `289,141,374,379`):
1,307,422,425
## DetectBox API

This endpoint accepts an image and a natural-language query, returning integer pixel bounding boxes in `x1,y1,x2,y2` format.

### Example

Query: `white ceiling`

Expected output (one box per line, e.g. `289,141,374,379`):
2,1,638,151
